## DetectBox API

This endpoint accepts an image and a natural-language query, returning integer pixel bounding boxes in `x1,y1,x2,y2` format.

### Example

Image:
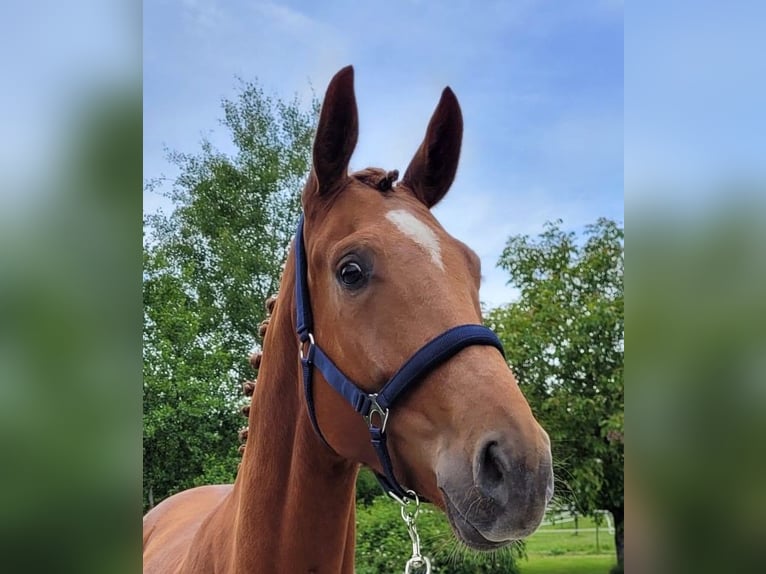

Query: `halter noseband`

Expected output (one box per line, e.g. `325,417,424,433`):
295,215,505,501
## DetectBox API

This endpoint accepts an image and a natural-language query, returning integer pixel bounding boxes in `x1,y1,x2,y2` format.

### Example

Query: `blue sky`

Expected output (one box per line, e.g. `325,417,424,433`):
144,0,624,308
625,0,766,202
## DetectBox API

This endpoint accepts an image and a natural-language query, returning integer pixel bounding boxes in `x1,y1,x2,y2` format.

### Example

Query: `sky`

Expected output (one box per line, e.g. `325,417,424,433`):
625,0,766,202
0,0,137,214
143,0,624,308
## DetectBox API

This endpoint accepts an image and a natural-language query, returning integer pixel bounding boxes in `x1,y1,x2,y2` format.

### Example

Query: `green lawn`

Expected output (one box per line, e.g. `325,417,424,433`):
519,515,617,574
519,555,616,574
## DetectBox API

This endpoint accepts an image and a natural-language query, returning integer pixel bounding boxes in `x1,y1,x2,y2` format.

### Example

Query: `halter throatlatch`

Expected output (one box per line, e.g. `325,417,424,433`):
295,215,505,501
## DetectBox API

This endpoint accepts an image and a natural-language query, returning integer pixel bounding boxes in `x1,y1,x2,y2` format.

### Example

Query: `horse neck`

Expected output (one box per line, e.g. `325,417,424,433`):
227,248,359,572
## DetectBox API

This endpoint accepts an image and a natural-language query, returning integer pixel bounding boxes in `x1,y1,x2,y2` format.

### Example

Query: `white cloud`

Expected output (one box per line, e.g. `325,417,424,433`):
180,0,224,32
252,1,317,32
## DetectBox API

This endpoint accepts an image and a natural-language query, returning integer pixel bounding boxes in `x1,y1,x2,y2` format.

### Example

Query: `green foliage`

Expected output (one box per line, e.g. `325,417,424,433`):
485,218,623,564
356,467,384,506
143,81,318,511
355,497,522,574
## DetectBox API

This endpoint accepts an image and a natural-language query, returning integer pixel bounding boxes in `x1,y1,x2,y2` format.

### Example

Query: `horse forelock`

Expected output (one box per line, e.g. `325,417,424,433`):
350,167,399,193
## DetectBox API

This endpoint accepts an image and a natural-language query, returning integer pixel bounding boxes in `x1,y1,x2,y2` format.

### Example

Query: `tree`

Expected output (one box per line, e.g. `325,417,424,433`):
143,81,318,510
485,218,624,569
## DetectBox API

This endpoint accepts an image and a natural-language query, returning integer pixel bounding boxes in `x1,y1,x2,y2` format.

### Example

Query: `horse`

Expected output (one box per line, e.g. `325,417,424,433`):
143,65,554,573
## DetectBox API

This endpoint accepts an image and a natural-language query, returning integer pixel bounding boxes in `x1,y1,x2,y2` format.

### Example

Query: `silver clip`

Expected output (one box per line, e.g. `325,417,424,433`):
363,393,390,433
397,490,432,574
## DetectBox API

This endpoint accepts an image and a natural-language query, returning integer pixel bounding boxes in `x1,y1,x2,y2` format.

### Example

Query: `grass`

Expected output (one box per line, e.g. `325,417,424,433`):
518,514,617,574
519,555,616,574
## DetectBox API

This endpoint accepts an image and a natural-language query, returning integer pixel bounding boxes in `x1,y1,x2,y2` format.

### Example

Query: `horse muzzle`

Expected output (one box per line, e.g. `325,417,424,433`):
436,431,554,549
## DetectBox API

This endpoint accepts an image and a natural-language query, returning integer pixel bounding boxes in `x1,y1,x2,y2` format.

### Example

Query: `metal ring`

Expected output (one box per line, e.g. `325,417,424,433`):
404,555,431,574
298,333,315,360
399,489,421,522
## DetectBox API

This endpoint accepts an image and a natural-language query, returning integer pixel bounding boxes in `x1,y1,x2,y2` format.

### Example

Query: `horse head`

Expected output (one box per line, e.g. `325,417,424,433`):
298,66,553,549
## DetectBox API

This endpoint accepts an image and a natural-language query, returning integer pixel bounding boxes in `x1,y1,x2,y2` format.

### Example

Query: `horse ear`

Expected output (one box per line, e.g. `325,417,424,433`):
401,87,463,208
305,66,359,204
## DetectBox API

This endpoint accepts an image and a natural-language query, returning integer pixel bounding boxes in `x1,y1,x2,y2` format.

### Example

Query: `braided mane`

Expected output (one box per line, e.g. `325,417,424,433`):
237,293,277,455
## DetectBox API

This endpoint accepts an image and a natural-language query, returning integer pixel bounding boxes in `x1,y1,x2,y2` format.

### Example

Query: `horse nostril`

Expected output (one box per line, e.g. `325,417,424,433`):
475,440,510,503
483,442,503,483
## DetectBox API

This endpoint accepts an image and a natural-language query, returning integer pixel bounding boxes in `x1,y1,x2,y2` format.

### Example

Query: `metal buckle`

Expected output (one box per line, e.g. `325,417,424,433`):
298,332,315,360
364,393,390,432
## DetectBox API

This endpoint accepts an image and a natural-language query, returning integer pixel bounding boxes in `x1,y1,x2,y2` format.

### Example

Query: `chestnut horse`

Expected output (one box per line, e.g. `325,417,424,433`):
143,66,553,573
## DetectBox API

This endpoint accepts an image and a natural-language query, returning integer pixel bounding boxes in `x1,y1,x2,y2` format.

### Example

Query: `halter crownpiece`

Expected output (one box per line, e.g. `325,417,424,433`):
295,215,506,501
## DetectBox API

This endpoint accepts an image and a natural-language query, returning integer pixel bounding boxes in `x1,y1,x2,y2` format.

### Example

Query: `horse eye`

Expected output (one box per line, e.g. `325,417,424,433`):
338,261,366,289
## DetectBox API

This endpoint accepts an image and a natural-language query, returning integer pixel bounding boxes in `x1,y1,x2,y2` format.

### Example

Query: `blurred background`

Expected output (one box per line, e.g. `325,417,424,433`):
0,1,764,573
627,2,766,573
0,1,141,573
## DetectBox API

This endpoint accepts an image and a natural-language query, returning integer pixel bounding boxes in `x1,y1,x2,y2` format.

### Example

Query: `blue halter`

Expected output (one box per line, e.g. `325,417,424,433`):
295,215,505,501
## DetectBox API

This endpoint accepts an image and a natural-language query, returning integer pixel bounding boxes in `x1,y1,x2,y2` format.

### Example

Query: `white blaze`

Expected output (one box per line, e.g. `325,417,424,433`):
385,209,444,271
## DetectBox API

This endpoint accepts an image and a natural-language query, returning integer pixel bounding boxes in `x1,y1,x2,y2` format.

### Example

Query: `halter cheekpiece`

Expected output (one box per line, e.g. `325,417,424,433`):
295,214,505,501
